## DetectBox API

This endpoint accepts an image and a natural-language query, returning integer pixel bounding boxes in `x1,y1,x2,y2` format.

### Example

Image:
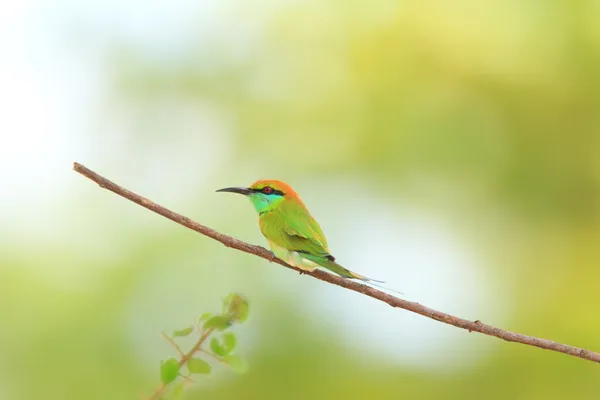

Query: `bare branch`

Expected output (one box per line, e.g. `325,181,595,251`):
73,162,600,365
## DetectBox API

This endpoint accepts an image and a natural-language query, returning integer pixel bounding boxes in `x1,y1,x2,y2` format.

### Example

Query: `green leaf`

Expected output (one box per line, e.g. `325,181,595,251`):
187,358,211,374
210,337,226,356
203,315,231,331
223,355,247,373
222,293,236,314
199,312,213,322
172,326,194,337
235,301,249,322
224,293,249,323
222,332,236,354
160,358,180,384
171,382,185,400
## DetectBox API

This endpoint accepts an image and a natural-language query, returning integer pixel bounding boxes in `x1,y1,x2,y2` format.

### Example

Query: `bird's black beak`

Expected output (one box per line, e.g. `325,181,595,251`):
216,186,253,196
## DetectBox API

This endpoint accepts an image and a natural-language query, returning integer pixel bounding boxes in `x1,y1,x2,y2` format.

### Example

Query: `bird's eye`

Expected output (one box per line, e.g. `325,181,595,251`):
262,186,273,194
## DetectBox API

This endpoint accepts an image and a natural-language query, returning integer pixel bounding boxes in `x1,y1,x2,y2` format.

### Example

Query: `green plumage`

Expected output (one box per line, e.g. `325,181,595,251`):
256,186,373,281
259,201,330,258
217,179,381,282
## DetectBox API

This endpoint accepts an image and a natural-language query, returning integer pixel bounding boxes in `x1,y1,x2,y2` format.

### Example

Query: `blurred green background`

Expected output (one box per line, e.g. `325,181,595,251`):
2,0,600,399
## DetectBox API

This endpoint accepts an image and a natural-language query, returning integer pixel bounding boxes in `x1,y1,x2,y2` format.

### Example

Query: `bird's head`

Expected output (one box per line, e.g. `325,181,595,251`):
216,179,301,214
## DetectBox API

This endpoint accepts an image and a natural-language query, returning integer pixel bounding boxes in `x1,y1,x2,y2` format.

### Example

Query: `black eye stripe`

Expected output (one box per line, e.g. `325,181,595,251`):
252,187,284,196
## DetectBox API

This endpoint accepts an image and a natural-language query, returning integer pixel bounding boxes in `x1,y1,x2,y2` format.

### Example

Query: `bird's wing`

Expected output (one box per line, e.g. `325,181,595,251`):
280,212,332,258
259,202,333,259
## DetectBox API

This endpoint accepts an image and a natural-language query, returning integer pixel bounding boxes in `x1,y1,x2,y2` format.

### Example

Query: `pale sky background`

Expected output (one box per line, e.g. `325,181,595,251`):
0,0,506,373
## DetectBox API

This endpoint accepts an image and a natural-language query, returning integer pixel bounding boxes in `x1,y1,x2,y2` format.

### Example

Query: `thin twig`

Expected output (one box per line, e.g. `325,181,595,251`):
147,383,166,400
180,374,195,384
161,332,184,357
148,328,215,400
179,328,214,367
73,162,600,365
198,348,226,363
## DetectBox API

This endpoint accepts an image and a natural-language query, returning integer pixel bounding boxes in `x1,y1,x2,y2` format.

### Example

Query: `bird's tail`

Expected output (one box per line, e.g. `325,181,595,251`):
337,266,386,284
301,254,402,294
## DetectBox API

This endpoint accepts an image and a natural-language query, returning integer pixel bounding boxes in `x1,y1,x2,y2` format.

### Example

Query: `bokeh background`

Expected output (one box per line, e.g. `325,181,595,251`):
2,1,600,399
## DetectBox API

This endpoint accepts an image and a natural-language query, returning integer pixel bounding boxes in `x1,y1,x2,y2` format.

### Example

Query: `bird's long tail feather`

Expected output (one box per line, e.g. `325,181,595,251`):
301,254,403,295
338,266,404,295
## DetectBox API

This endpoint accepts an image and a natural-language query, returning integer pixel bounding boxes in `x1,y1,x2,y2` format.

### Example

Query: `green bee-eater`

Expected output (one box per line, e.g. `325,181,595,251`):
217,179,383,282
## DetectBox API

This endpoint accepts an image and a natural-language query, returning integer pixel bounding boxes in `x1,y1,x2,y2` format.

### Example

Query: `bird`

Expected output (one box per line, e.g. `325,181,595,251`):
216,179,384,283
